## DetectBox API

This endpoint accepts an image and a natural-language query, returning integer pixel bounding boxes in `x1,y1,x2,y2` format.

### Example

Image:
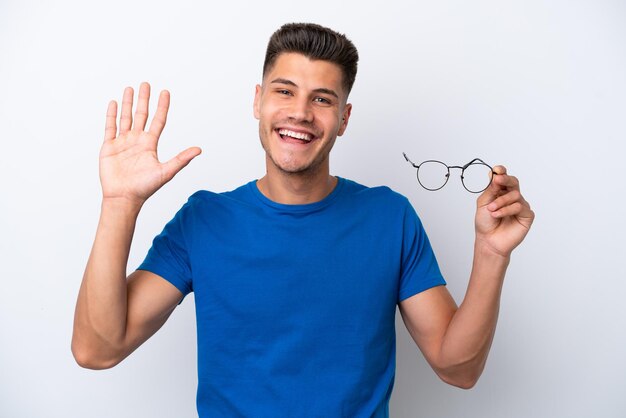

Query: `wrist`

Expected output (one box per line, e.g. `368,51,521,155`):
101,196,144,218
474,238,511,265
468,240,510,289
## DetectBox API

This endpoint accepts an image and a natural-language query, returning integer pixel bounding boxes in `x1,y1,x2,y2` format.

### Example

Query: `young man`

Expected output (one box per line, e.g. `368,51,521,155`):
72,23,534,417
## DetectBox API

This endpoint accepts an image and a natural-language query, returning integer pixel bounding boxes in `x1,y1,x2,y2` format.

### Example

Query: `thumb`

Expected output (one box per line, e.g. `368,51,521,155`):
162,147,202,182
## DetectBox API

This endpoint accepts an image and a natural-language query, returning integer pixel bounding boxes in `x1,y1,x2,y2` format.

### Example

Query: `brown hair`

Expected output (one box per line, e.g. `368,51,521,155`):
263,23,359,95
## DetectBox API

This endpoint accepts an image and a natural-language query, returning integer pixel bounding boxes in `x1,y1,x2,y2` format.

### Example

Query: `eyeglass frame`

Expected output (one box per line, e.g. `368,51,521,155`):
403,153,496,193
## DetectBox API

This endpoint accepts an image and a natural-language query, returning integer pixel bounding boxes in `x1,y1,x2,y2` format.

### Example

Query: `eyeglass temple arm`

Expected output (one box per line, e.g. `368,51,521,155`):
463,158,496,172
402,152,419,168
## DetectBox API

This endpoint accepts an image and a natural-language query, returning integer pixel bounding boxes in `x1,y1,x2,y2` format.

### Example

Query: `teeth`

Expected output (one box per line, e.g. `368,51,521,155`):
279,129,312,141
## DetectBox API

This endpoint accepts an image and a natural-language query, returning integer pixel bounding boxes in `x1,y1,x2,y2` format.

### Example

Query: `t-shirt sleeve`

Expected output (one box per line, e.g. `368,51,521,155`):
137,199,194,297
398,200,446,302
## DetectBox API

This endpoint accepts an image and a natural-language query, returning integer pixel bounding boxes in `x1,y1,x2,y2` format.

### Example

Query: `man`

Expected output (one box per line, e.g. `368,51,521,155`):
72,23,534,417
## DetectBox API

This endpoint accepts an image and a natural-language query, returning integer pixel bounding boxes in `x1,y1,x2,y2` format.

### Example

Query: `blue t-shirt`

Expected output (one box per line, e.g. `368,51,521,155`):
139,177,445,417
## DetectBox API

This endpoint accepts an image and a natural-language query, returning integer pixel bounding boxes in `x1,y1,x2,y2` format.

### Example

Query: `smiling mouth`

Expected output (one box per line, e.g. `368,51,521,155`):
277,128,314,143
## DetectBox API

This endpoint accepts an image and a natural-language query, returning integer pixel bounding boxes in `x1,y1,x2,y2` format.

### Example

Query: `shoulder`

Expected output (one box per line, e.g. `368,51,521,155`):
339,177,411,208
338,178,425,229
184,181,256,208
167,183,255,222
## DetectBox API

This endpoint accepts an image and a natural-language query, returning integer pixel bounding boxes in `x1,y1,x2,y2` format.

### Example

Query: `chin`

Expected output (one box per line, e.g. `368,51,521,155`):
276,162,313,175
271,156,320,176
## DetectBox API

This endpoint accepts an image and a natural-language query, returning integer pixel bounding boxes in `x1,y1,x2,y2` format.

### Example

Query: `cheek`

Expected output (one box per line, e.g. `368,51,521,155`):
258,101,278,120
322,115,341,132
263,106,293,130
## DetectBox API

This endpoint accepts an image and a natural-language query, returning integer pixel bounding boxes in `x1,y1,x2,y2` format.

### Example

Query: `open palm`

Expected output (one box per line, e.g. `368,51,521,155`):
99,83,201,206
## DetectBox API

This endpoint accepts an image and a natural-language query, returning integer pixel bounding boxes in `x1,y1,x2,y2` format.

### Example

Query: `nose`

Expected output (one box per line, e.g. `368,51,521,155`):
287,96,313,123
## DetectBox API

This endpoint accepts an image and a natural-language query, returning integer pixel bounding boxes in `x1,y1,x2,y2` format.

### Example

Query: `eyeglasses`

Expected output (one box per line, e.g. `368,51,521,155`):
403,153,496,193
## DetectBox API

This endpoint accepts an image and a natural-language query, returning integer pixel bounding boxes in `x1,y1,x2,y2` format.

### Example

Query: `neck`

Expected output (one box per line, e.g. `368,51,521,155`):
257,166,337,205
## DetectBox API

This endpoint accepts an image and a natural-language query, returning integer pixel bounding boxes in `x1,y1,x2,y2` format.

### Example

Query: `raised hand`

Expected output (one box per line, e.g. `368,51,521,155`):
474,166,535,257
99,82,201,207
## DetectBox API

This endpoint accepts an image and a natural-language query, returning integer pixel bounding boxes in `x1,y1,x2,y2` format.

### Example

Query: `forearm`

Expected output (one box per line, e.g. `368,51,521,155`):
437,242,509,386
72,198,142,368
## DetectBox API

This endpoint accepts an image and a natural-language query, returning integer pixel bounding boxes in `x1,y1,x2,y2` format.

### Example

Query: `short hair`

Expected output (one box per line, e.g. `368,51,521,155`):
262,23,359,96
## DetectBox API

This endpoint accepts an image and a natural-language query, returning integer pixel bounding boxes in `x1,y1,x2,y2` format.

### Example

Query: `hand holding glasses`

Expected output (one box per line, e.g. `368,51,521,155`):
403,153,496,193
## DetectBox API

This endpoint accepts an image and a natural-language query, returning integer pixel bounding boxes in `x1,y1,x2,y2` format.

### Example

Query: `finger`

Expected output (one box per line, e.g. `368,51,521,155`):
489,166,509,191
148,90,170,138
477,165,521,207
119,86,134,134
161,147,202,182
491,201,535,223
484,165,507,192
490,201,524,218
104,100,118,142
492,173,520,191
487,189,522,213
134,82,151,131
492,165,507,176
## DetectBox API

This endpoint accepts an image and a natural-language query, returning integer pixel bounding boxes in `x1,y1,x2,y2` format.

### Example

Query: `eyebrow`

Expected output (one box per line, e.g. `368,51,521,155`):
270,78,339,99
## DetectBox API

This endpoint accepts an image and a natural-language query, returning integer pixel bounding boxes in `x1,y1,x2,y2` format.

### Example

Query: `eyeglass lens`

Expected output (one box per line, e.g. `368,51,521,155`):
417,161,449,191
461,162,492,193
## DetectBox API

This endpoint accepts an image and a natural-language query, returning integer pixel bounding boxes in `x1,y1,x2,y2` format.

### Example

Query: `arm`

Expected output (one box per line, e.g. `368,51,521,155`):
399,166,534,389
71,83,201,369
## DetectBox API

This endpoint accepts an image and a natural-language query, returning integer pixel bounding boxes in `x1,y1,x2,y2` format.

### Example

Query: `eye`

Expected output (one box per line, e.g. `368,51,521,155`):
272,88,293,97
313,97,332,105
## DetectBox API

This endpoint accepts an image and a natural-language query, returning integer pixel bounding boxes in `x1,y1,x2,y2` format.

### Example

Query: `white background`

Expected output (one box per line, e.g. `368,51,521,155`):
1,0,625,417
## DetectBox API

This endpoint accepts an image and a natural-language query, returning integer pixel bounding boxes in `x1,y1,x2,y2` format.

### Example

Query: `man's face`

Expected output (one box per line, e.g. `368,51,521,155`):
254,53,352,176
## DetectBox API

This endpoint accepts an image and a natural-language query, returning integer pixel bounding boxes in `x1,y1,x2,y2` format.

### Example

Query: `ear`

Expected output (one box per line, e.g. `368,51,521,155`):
253,84,262,120
337,103,352,136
